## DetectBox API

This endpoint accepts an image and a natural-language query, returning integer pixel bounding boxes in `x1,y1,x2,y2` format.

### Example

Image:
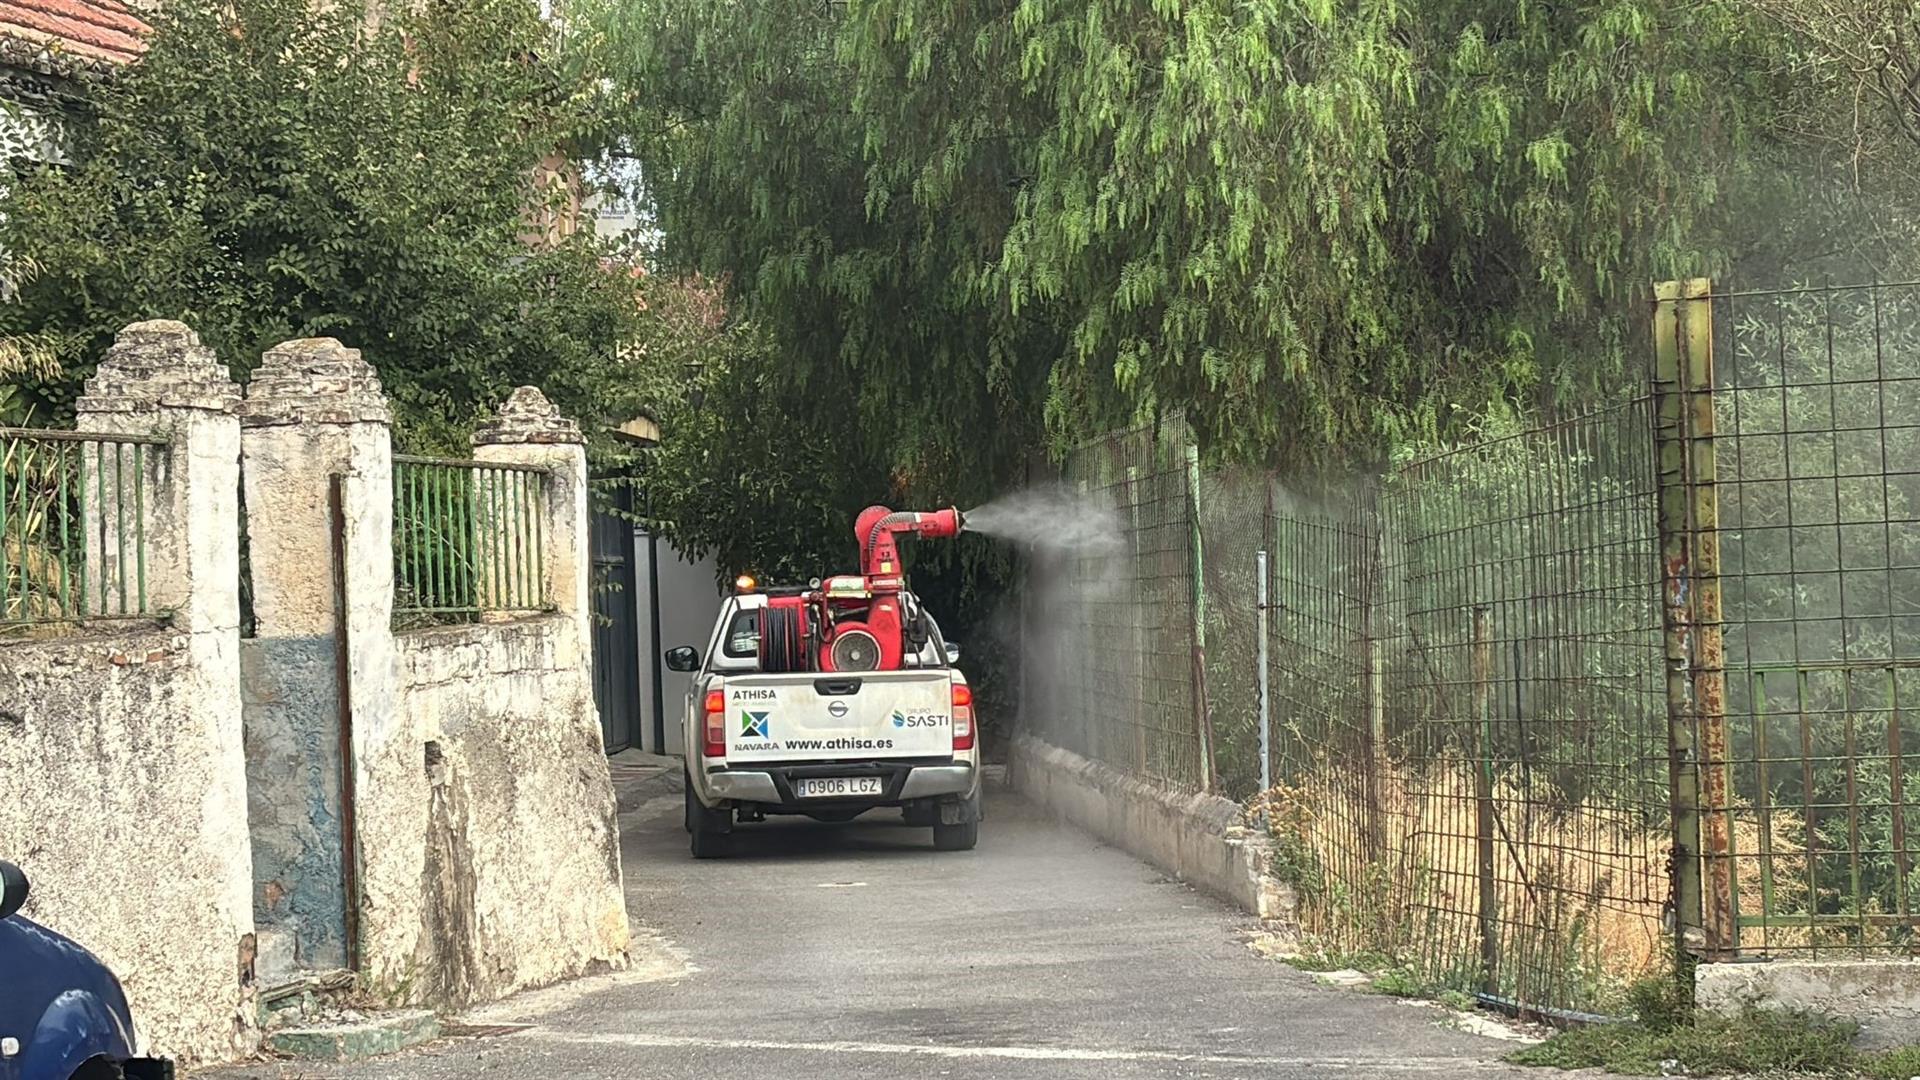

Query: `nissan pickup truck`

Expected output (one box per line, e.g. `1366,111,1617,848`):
663,587,980,858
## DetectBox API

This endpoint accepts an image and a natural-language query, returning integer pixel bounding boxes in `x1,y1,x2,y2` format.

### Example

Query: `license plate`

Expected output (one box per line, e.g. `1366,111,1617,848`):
795,777,883,798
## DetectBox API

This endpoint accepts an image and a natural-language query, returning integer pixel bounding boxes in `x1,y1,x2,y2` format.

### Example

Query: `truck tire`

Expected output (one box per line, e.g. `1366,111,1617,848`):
686,775,731,859
933,817,978,851
932,792,980,852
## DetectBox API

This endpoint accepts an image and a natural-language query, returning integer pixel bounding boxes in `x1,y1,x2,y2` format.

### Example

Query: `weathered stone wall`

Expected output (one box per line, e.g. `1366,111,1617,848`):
0,632,255,1063
353,389,627,1006
3,328,626,1064
0,323,257,1065
360,617,629,1006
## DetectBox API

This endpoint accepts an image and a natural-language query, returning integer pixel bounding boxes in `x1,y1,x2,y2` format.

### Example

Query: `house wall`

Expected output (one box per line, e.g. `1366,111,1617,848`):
637,532,722,756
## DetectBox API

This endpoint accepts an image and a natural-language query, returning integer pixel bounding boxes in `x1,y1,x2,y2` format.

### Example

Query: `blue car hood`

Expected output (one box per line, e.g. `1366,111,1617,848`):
0,915,137,1068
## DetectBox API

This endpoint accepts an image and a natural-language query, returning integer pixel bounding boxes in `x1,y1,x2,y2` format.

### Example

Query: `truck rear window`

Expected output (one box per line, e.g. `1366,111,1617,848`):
723,610,759,658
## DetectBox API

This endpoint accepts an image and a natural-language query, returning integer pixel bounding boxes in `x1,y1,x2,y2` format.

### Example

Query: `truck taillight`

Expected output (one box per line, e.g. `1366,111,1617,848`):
952,683,974,752
703,687,726,758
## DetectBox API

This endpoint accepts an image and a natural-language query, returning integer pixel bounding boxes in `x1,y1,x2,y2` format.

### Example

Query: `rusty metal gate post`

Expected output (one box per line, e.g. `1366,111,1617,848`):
1654,278,1735,964
1471,605,1497,992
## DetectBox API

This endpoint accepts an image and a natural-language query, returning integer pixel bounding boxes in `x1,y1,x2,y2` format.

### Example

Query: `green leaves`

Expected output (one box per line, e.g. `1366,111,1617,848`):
575,0,1920,593
0,0,644,451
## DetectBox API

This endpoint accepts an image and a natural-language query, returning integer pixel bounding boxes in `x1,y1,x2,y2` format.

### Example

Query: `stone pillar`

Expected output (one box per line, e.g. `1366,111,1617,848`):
76,321,243,633
237,338,393,981
70,320,258,1060
474,387,591,628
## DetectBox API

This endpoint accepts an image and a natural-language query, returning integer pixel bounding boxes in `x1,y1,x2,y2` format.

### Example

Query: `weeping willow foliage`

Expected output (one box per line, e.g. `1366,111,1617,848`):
599,0,1813,482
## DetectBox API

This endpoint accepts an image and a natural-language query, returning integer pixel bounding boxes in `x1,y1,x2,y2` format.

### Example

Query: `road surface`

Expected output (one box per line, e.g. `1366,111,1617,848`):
208,775,1533,1079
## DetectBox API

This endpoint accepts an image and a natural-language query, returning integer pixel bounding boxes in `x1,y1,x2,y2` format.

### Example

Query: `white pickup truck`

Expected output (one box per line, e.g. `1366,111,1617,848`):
663,590,981,858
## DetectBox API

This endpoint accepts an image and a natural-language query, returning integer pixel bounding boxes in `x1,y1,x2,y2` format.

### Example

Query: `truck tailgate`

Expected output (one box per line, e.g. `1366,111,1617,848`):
721,670,954,763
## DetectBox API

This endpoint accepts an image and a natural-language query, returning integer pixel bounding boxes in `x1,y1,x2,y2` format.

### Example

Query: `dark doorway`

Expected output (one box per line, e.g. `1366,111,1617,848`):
589,483,642,753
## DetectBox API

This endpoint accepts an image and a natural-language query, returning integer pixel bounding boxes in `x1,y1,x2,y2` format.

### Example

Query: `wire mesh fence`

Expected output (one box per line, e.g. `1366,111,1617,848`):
1,427,170,635
1185,402,1672,1014
1025,279,1920,1015
392,455,551,628
1709,281,1920,956
1025,419,1204,790
1376,399,1671,1011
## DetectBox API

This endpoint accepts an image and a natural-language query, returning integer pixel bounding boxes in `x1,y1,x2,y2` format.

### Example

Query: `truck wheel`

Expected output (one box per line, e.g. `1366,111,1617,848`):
686,777,731,859
933,817,978,851
683,770,694,833
932,792,980,852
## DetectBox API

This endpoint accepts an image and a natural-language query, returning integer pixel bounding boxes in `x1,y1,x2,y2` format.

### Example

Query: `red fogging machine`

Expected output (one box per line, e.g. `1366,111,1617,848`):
749,506,964,674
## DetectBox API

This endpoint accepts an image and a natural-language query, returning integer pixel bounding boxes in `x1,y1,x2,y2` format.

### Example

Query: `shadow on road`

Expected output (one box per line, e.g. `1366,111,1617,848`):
704,812,962,863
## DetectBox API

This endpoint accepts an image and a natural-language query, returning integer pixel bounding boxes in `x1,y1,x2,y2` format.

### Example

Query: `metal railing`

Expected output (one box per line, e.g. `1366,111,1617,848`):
1,427,169,635
392,455,551,627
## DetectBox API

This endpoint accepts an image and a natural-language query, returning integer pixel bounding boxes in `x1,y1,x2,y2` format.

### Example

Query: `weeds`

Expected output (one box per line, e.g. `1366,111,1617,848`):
1370,966,1430,998
1509,981,1920,1078
1857,1046,1920,1080
1277,939,1396,974
1511,1009,1856,1075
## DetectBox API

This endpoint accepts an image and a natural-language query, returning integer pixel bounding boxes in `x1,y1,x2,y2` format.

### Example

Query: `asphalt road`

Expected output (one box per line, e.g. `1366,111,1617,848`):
207,777,1537,1079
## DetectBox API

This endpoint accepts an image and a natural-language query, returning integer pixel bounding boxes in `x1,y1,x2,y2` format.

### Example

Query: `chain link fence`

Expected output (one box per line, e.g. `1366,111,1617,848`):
1018,280,1920,1018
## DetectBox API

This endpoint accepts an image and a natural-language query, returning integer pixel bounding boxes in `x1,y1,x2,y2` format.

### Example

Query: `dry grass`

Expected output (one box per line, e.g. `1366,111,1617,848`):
1255,758,1674,1010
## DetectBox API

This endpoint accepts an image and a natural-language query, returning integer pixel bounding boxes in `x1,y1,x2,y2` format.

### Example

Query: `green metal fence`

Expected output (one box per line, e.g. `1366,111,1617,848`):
1,427,169,635
392,455,551,627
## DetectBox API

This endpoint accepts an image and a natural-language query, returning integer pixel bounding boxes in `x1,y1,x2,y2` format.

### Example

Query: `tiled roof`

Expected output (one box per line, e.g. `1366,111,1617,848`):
0,0,146,66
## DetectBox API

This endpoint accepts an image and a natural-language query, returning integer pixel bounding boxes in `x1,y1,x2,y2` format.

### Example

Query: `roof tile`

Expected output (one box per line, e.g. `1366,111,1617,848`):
0,0,146,65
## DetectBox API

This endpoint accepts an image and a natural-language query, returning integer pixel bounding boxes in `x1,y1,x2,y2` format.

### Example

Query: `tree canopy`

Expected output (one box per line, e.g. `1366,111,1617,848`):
0,0,651,448
597,0,1915,489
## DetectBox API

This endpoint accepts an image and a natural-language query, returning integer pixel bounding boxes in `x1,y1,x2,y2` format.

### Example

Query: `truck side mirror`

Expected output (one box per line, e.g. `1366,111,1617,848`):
663,646,701,673
1,860,29,920
944,642,962,665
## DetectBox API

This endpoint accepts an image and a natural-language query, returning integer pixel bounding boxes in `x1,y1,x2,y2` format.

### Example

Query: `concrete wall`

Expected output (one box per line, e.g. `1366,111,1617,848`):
1009,734,1290,922
363,618,628,1006
0,323,257,1065
344,385,629,1007
638,532,721,756
0,631,257,1064
3,325,628,1065
1697,959,1920,1049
